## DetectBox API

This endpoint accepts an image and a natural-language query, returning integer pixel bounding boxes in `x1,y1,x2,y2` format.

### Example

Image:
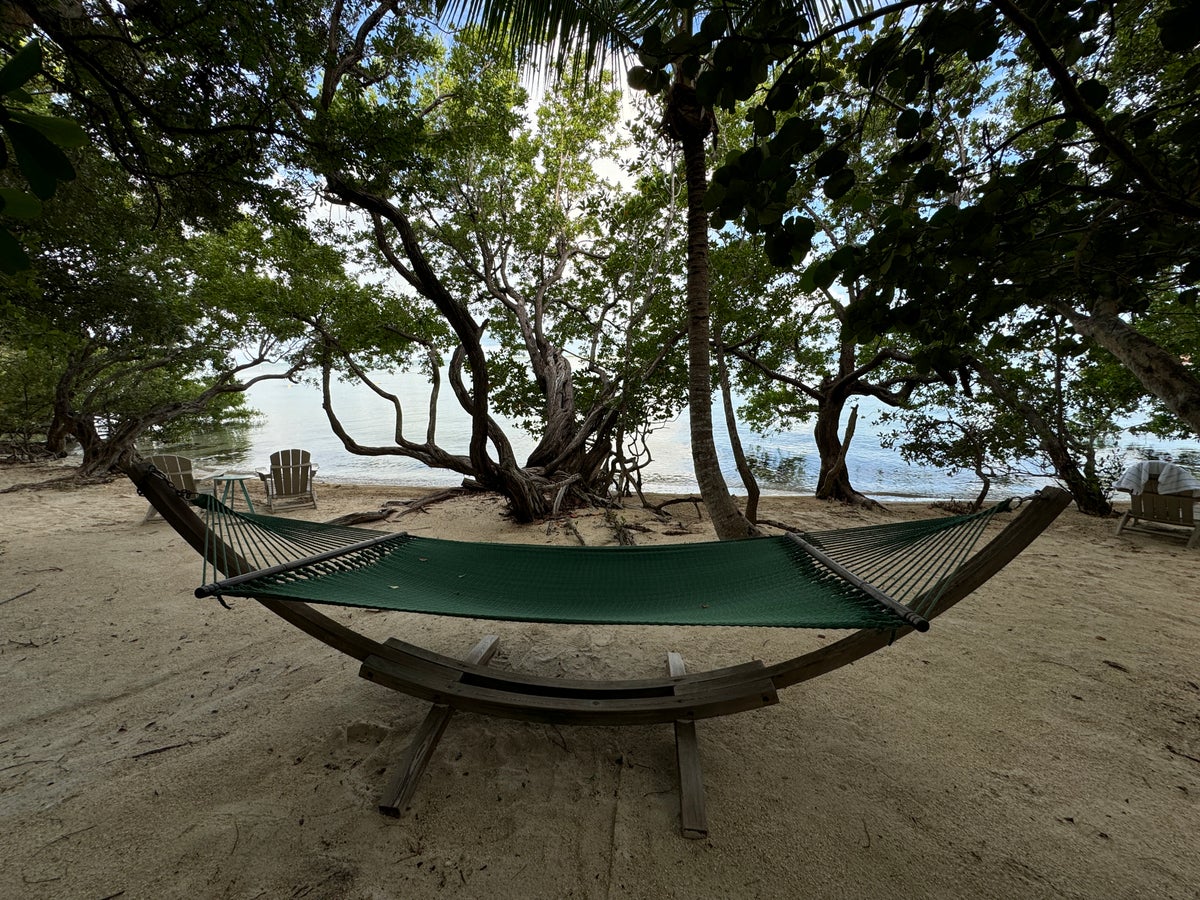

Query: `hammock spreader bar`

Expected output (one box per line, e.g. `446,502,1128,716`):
785,533,929,632
196,531,410,599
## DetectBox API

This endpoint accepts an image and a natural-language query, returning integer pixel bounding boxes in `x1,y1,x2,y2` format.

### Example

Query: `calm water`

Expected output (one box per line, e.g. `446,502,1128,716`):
145,370,1200,501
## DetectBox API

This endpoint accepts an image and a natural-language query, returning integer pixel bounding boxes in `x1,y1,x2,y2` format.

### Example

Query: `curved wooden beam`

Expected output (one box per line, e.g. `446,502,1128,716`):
130,463,1070,726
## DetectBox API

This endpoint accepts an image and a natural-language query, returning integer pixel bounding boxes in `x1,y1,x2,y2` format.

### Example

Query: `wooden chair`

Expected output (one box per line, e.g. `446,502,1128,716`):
256,448,318,511
141,455,210,523
1114,467,1200,549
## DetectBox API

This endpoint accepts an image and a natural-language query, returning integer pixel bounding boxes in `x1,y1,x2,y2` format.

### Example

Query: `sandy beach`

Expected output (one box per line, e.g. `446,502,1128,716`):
1,461,1197,899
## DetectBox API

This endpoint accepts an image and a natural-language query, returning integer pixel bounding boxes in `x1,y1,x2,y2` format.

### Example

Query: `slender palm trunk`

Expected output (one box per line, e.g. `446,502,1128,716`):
668,83,758,540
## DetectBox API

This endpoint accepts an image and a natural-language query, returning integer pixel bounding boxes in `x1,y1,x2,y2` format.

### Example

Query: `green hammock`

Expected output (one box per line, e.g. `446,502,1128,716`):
131,462,1069,837
192,495,1010,633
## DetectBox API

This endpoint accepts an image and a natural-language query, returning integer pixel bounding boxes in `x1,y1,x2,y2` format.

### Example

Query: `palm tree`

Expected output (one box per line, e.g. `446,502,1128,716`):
444,0,865,538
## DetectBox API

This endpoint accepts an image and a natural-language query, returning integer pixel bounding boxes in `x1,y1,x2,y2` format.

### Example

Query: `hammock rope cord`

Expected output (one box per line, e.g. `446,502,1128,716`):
182,488,1014,633
798,499,1011,618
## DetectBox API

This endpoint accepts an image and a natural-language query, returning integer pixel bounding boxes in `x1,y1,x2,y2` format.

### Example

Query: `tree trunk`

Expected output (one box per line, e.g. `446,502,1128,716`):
46,396,74,458
1061,304,1200,439
716,331,759,523
667,82,758,540
813,398,882,508
969,453,993,512
525,346,584,471
46,357,86,457
327,176,554,521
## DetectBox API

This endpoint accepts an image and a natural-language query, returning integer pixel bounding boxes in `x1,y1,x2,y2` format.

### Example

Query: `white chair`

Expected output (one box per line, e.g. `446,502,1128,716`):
256,448,319,511
1113,460,1200,549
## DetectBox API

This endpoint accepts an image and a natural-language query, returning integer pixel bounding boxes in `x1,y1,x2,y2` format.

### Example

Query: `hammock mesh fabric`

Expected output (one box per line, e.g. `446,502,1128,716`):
191,495,1009,631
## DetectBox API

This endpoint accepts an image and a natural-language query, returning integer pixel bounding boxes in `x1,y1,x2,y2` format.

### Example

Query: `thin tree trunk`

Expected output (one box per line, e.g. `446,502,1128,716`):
970,360,1112,515
715,330,759,523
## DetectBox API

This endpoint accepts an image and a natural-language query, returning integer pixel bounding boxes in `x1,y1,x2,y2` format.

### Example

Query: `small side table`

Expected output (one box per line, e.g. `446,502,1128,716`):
212,473,257,513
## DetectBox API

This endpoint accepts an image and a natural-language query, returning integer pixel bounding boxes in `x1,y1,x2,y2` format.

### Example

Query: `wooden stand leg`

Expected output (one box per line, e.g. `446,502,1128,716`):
378,635,499,817
667,651,709,839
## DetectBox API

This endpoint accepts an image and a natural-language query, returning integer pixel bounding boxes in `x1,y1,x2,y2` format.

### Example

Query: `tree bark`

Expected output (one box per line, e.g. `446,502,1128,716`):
813,399,882,508
1059,304,1200,439
667,82,758,540
716,331,759,523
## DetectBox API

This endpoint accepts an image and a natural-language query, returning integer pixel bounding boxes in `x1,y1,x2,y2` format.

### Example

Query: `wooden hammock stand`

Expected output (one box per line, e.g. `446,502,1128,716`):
132,463,1070,839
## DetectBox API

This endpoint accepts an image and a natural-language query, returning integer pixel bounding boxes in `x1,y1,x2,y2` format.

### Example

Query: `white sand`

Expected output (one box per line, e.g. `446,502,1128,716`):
1,462,1197,899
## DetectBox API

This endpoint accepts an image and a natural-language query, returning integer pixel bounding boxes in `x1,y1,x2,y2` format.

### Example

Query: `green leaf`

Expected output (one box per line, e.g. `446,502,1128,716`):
913,163,941,193
766,76,799,112
1158,3,1200,53
699,11,728,42
1077,78,1110,109
823,168,856,200
679,54,702,81
932,7,983,54
967,30,999,62
814,147,848,177
830,245,856,272
641,24,663,52
1054,119,1078,139
929,204,959,227
0,187,42,219
3,120,77,199
810,258,837,290
849,190,873,213
703,180,726,212
797,262,817,292
857,33,902,89
765,230,792,266
788,215,816,248
1131,114,1157,140
896,108,921,140
8,110,89,149
751,106,776,138
0,41,42,95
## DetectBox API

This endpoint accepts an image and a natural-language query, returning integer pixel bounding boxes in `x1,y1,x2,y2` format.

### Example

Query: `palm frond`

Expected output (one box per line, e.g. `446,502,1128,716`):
437,0,658,72
437,0,875,77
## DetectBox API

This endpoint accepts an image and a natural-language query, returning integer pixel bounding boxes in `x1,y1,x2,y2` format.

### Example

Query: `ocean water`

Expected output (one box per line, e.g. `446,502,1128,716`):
146,369,1199,501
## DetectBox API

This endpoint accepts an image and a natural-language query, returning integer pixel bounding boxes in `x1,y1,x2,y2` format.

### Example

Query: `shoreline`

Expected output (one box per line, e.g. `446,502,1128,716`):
2,461,1198,898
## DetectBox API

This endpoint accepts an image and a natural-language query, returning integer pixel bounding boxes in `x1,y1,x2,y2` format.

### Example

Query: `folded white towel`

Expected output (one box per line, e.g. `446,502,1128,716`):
1113,459,1200,495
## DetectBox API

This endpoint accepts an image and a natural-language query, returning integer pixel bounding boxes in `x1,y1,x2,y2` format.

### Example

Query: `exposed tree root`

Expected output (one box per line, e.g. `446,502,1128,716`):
821,490,887,512
322,486,480,527
648,496,705,518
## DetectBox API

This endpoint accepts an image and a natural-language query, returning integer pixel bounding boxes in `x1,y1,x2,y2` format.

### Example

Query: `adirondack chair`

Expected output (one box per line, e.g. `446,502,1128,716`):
141,455,211,523
1113,460,1200,549
256,448,318,511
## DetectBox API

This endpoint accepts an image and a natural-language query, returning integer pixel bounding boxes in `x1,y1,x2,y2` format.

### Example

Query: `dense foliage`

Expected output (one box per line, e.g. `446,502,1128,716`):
2,0,1197,521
